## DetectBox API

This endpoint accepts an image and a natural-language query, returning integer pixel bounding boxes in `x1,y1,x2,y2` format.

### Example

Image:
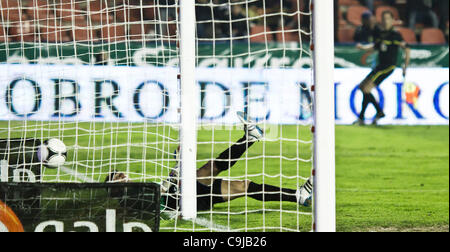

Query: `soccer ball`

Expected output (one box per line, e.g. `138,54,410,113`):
38,138,67,168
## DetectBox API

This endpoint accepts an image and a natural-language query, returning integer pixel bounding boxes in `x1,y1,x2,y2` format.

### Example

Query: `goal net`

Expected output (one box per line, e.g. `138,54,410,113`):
0,0,332,232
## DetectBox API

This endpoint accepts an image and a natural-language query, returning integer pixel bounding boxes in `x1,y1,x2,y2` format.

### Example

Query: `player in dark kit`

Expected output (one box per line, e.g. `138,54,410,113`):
107,112,313,213
354,10,411,125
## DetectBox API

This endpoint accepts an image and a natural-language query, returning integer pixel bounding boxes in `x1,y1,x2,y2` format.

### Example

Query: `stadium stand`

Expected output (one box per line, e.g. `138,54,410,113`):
0,25,8,42
100,23,126,42
0,0,22,22
397,27,417,44
25,0,50,22
447,21,449,41
421,28,446,45
88,0,113,23
338,26,356,43
339,0,361,7
375,5,400,23
250,25,273,43
128,23,151,41
336,0,448,44
57,1,85,22
347,5,370,26
0,0,447,44
338,8,348,28
9,19,36,42
72,20,98,42
276,28,300,43
115,4,142,22
39,14,71,43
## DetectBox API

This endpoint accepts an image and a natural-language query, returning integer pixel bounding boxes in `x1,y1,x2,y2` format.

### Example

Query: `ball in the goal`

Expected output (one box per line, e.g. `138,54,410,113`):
38,138,67,168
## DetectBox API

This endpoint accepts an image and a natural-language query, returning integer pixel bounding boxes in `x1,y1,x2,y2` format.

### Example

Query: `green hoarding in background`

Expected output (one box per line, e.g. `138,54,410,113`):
334,44,449,68
0,42,448,68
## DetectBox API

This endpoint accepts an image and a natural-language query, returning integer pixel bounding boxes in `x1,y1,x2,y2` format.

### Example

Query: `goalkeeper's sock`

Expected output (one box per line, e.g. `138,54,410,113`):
247,182,297,202
214,136,254,172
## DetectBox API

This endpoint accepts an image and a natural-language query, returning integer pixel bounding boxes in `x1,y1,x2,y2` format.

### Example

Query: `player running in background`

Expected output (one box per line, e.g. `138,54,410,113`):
354,10,411,126
107,112,313,213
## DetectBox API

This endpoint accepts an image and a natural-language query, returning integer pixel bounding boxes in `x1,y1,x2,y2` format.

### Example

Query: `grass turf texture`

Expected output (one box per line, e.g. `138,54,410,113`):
0,122,448,232
336,125,449,232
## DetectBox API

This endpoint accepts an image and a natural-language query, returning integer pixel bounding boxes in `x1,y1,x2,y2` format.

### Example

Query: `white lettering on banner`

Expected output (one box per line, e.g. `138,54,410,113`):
0,160,8,182
34,209,152,232
335,68,449,125
12,169,36,182
0,65,448,125
0,161,38,182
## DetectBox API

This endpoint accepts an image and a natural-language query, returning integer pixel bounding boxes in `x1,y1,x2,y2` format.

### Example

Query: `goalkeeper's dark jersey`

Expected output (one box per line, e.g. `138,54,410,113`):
373,27,405,67
0,138,42,182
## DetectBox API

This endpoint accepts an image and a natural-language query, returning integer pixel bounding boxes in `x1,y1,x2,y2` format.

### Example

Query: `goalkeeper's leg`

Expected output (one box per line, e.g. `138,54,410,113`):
217,177,313,207
197,136,254,186
197,113,264,186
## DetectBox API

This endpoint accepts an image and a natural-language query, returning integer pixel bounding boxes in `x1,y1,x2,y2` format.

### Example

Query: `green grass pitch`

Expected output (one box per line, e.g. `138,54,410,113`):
1,122,448,232
335,125,449,232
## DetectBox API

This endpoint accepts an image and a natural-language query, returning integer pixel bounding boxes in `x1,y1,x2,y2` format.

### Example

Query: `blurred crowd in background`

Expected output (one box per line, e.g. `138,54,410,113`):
336,0,449,44
0,0,448,44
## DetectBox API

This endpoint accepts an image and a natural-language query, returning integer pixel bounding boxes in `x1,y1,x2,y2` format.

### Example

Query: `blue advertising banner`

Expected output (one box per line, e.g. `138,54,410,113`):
0,64,448,125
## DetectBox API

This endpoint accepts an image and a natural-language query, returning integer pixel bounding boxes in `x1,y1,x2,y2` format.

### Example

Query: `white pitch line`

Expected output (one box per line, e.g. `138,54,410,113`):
193,217,231,232
60,166,95,183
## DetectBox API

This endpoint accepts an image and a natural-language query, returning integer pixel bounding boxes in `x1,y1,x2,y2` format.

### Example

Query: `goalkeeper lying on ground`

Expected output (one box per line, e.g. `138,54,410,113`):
106,112,313,212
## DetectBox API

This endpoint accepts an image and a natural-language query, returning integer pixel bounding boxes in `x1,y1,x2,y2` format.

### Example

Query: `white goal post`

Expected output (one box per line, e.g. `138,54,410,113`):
179,0,198,221
0,0,336,232
312,0,336,232
177,0,337,230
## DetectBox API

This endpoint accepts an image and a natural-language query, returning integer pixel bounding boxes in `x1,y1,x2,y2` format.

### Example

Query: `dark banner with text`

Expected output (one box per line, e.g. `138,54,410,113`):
1,42,448,68
0,182,160,232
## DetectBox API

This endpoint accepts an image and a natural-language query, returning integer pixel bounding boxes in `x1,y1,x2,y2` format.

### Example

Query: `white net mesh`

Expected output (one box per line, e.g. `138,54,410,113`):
190,0,313,232
0,0,313,232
